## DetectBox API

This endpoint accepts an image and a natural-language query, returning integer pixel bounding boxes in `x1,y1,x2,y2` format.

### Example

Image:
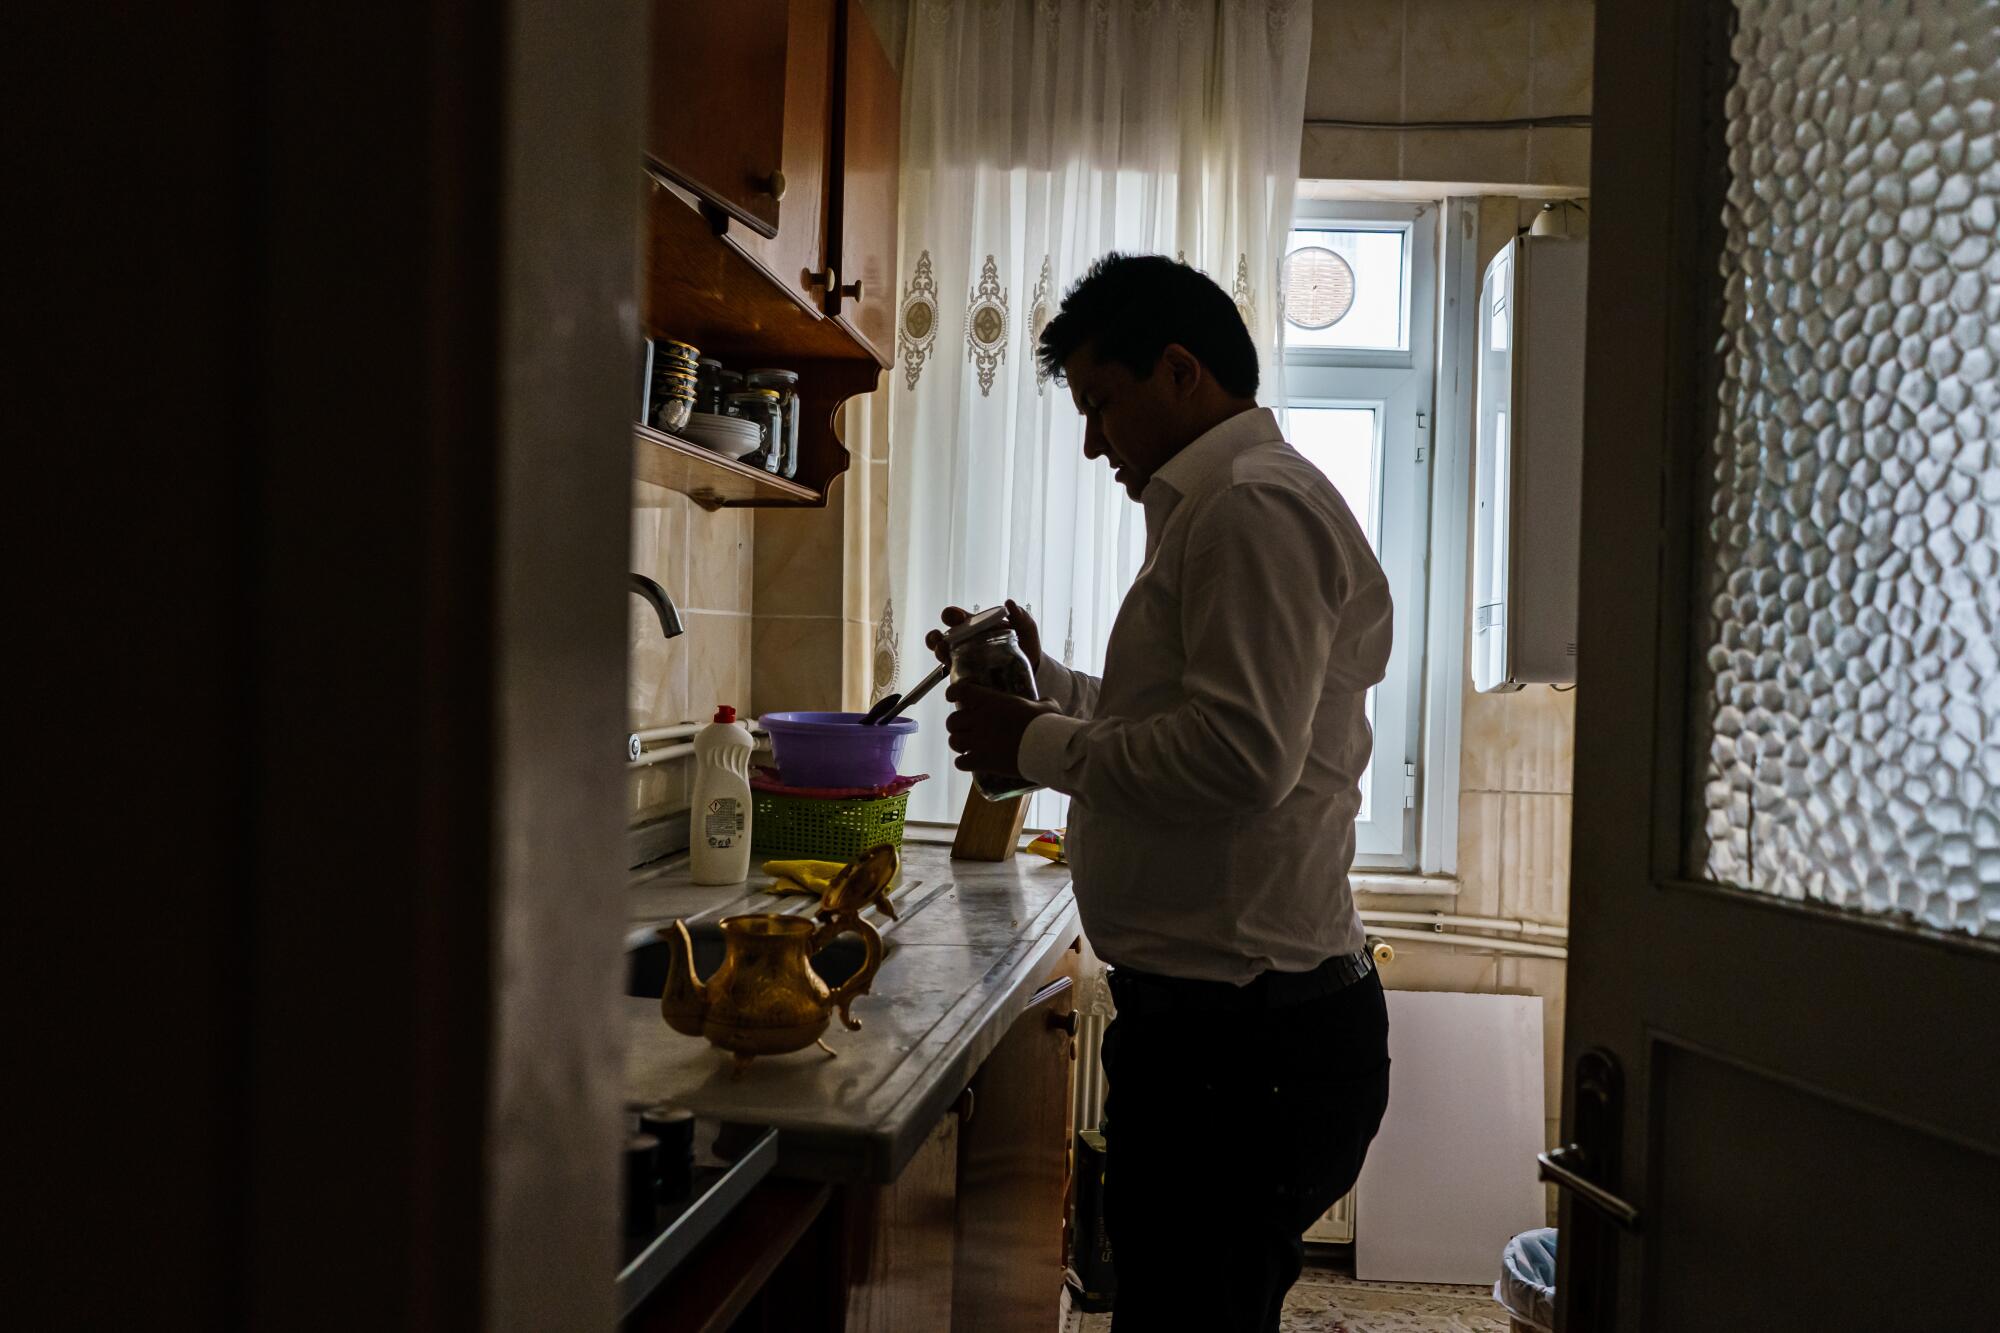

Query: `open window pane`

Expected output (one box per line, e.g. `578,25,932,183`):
1290,404,1386,831
1284,228,1408,351
1290,405,1380,543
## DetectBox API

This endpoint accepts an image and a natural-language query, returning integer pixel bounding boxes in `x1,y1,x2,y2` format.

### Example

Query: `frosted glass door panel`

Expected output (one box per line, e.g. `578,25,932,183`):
1692,0,2000,938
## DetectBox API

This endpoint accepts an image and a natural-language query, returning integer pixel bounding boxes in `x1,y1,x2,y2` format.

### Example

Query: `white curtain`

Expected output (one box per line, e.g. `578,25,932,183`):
884,0,1312,825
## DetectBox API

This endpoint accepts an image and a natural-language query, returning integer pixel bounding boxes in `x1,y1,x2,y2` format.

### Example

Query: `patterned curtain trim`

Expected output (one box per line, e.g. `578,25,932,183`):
964,254,1011,397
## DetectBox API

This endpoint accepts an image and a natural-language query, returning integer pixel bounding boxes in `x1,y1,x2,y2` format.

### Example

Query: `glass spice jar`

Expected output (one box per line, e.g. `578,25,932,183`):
945,610,1042,801
725,387,785,473
743,369,801,479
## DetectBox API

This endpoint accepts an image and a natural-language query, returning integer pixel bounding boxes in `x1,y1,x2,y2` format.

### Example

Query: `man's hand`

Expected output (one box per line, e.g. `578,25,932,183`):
943,681,1058,778
926,599,1044,673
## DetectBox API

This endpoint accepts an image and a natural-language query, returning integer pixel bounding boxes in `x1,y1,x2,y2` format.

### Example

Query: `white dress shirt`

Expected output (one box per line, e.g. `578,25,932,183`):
1017,407,1393,984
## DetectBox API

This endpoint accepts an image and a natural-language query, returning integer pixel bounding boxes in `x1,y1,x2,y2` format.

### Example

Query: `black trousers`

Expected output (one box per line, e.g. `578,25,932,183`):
1100,966,1391,1333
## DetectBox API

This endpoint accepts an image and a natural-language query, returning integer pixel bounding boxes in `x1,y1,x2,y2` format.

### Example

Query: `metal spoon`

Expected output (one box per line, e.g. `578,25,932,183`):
860,661,948,726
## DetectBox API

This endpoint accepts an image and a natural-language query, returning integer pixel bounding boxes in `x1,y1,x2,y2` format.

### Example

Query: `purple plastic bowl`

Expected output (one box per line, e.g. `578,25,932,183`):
759,711,918,789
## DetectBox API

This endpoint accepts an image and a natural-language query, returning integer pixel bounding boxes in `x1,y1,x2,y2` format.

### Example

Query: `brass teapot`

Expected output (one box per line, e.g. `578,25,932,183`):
659,845,899,1074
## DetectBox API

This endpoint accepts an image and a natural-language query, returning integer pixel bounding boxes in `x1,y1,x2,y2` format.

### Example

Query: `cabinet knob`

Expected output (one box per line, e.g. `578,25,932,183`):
839,278,864,301
1047,1009,1078,1036
956,1087,976,1124
761,169,788,202
808,267,838,293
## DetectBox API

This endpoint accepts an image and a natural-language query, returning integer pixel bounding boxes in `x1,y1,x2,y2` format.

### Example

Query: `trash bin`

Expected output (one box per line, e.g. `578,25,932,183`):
1494,1227,1557,1333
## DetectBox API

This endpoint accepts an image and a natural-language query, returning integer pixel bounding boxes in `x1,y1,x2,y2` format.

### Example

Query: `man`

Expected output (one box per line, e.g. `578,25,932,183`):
934,254,1393,1333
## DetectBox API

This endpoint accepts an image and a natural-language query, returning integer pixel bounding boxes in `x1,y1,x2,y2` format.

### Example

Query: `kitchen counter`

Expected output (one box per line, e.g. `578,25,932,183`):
623,843,1079,1184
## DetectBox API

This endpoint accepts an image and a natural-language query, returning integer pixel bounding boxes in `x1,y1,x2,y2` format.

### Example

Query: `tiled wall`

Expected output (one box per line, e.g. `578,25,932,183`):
1304,0,1592,190
752,383,892,716
628,482,756,824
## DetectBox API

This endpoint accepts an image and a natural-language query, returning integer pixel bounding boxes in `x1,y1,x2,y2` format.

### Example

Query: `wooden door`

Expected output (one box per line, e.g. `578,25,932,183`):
826,0,899,367
729,0,838,309
952,959,1080,1332
649,0,791,236
1559,2,2000,1328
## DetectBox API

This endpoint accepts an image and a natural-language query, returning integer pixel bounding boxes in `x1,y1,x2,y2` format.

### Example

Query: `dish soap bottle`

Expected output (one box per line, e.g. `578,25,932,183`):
690,705,754,884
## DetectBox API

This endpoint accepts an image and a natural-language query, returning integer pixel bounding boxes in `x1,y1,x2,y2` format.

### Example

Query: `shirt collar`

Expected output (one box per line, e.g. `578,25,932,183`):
1145,406,1282,506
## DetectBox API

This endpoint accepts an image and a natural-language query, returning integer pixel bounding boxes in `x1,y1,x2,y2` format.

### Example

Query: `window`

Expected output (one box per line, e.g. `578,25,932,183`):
1283,202,1440,867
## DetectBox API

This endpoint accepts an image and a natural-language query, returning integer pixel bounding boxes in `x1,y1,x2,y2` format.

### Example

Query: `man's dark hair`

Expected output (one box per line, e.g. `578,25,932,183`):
1036,253,1259,399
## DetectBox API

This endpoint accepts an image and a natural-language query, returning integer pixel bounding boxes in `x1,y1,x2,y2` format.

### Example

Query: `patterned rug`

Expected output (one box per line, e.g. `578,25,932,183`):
1064,1267,1508,1332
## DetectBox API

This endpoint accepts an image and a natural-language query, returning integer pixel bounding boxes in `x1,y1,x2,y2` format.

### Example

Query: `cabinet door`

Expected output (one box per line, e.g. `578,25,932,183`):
728,0,837,308
826,0,899,366
951,953,1080,1332
843,1112,959,1333
649,0,790,237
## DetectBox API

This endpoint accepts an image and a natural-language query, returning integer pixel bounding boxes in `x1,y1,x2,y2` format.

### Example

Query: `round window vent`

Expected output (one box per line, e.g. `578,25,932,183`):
1281,247,1356,330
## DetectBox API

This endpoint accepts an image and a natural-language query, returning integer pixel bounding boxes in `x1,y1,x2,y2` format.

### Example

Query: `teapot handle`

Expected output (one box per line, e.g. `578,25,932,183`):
813,914,884,1031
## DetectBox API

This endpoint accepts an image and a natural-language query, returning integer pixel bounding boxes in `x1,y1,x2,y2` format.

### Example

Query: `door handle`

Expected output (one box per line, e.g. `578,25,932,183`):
1538,1145,1641,1229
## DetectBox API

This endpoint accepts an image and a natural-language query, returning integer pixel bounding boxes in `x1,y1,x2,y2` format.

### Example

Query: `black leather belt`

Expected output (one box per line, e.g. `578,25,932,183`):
1108,950,1376,1017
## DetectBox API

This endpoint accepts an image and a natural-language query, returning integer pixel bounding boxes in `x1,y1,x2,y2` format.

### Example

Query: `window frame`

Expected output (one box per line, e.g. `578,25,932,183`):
1282,199,1449,870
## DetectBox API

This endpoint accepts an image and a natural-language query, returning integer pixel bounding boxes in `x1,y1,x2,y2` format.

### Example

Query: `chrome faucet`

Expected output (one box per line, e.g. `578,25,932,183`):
629,573,684,638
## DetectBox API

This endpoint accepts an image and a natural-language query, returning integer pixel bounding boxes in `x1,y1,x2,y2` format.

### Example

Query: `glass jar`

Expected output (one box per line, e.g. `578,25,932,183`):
946,615,1042,801
743,369,800,479
697,362,739,417
725,387,784,472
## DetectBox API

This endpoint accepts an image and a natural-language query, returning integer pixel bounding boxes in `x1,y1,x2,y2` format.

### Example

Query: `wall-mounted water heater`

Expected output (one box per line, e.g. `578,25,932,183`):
1471,235,1588,692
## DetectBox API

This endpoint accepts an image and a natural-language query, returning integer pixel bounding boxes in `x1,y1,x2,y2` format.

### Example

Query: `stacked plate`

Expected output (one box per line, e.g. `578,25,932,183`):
683,411,762,460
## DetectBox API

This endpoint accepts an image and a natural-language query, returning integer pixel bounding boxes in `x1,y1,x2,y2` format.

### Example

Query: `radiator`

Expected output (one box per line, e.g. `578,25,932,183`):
1071,963,1113,1134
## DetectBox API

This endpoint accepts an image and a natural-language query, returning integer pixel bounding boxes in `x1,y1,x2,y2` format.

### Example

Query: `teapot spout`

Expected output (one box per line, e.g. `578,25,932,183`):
658,919,709,1035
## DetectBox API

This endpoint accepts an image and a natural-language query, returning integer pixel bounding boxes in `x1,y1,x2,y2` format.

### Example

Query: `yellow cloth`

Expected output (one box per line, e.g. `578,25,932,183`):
759,858,847,898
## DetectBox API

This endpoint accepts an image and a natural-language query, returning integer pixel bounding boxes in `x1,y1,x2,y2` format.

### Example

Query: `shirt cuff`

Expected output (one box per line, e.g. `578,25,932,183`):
1034,656,1075,711
1019,712,1087,790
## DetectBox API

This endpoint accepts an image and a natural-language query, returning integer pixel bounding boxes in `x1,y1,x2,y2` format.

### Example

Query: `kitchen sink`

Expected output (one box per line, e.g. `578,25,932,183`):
624,920,887,999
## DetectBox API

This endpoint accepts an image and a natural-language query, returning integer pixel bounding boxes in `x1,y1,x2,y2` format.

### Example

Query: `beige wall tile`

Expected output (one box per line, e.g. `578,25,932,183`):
1400,128,1530,187
1530,0,1594,117
1305,0,1404,122
751,616,845,715
841,619,876,713
1499,956,1566,1115
1300,124,1403,183
686,612,754,718
629,755,690,823
1377,942,1505,994
842,463,874,624
1464,682,1575,793
1454,790,1506,917
1500,792,1572,924
866,460,890,626
687,506,753,613
1525,126,1592,190
754,486,846,618
631,482,690,604
628,608,689,729
1403,0,1533,122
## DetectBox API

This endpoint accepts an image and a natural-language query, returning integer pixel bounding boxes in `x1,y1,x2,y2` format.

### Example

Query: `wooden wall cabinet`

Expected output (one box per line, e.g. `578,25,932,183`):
641,0,899,509
825,0,901,364
648,0,791,236
729,0,838,311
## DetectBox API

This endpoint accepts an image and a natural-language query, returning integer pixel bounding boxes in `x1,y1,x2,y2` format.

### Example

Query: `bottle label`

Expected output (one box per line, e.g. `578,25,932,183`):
704,797,743,848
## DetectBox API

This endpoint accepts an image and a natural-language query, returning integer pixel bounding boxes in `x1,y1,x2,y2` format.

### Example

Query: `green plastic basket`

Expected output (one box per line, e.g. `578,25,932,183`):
751,790,910,861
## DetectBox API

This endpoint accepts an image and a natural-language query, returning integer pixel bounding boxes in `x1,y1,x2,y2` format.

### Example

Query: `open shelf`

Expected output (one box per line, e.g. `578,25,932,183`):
633,422,822,509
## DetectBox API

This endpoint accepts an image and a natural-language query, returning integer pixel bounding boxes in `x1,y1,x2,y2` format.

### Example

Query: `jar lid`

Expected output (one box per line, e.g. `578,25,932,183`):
728,388,782,401
943,606,1010,645
744,368,798,384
